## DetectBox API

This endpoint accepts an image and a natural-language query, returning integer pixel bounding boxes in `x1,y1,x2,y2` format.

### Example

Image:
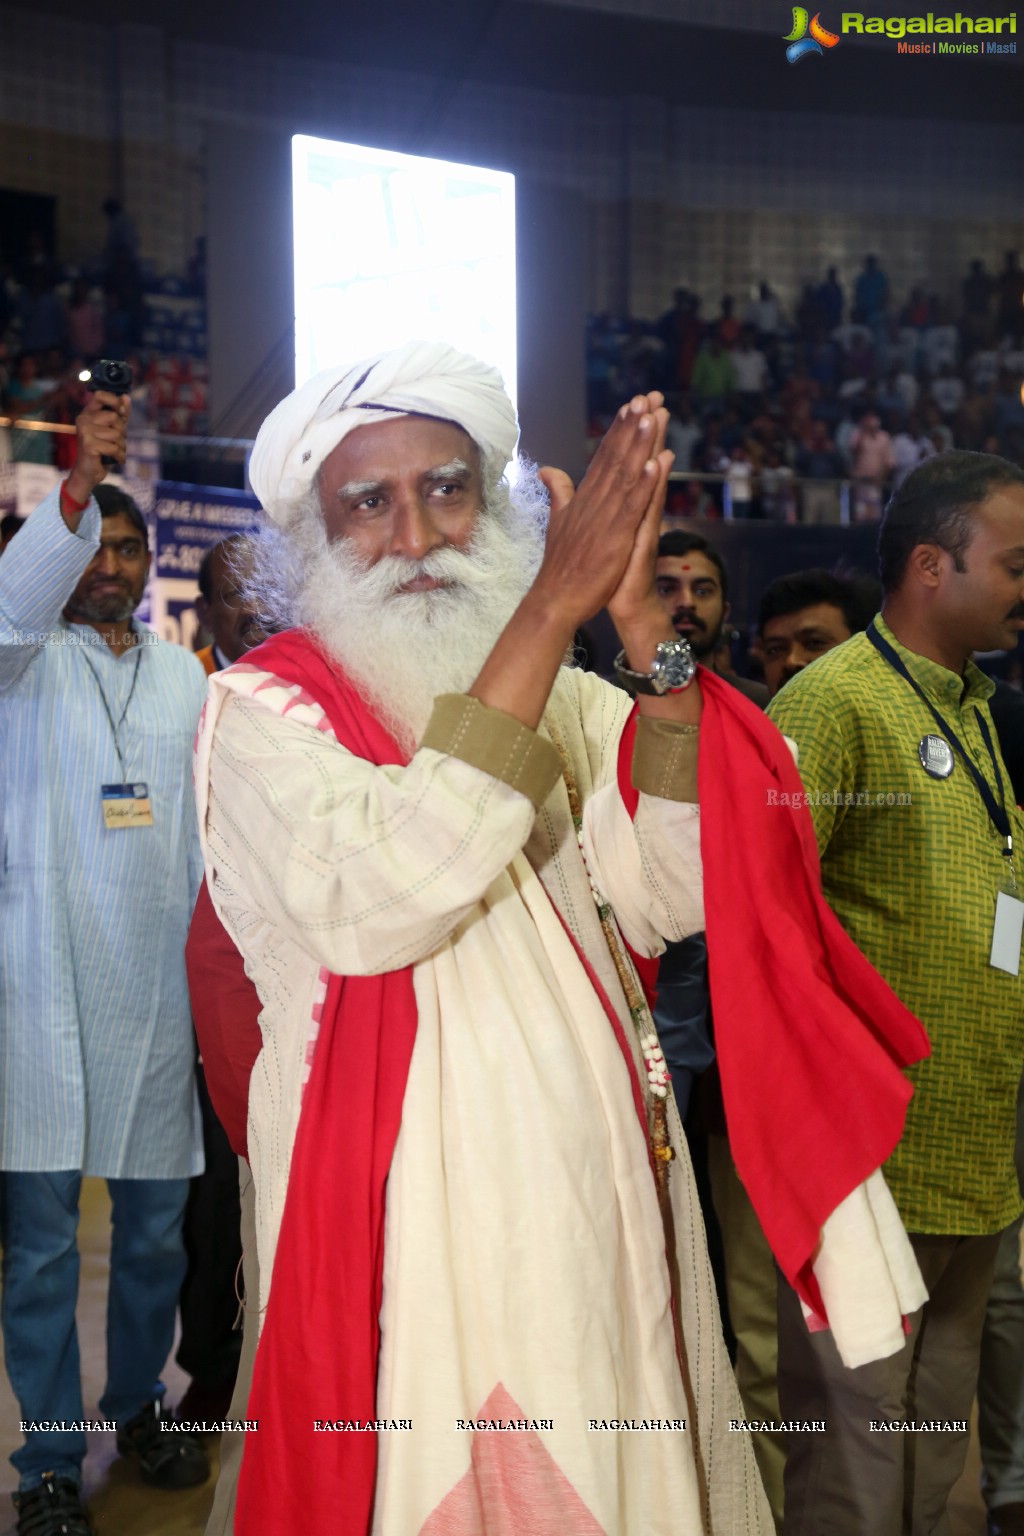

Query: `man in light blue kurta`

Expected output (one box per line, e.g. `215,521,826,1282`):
0,390,209,1529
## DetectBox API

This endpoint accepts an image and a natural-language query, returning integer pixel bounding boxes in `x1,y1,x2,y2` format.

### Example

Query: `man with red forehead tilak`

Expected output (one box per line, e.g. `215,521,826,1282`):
193,342,929,1536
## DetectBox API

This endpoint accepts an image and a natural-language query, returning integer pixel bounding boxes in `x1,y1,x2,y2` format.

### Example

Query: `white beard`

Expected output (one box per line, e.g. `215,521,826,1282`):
293,499,545,753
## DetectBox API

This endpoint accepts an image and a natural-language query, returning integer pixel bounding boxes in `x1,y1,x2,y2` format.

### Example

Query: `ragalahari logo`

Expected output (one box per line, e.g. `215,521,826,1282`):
784,7,841,61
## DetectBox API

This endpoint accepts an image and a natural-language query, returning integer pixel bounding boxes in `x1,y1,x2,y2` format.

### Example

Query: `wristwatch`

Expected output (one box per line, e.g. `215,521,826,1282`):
613,637,697,695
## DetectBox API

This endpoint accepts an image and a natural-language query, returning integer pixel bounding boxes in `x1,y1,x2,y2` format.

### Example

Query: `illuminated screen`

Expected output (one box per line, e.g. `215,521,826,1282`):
292,135,516,404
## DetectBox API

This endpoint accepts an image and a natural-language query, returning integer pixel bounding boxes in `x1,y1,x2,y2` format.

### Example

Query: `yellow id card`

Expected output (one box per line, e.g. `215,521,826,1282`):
101,782,154,830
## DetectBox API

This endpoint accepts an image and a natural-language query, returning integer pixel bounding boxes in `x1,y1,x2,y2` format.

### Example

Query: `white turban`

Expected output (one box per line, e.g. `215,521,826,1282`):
248,341,519,517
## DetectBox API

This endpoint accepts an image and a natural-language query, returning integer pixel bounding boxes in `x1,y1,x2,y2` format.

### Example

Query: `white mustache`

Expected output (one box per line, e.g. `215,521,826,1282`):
345,542,503,602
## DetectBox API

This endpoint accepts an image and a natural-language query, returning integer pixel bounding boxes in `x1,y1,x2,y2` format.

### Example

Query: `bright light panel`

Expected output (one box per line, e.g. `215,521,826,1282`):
292,135,516,407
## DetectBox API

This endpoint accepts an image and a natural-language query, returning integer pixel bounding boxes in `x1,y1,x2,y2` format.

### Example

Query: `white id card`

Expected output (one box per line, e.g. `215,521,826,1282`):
101,782,154,830
990,890,1024,976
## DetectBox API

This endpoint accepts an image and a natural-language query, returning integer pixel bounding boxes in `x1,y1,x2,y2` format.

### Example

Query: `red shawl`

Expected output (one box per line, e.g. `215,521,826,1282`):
618,671,929,1318
229,630,418,1536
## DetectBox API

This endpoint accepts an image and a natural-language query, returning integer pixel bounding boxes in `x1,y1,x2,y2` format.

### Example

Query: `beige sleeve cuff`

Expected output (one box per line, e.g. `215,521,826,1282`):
421,694,563,811
631,716,700,803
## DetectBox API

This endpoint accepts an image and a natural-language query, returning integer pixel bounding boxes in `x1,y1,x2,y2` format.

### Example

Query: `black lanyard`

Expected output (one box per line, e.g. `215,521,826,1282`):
81,639,142,781
866,620,1013,860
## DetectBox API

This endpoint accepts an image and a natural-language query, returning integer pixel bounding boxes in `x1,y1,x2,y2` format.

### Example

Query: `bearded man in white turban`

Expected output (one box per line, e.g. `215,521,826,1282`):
192,342,924,1536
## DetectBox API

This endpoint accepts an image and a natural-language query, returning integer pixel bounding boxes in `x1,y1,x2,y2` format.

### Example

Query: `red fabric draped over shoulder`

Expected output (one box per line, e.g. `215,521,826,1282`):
617,673,928,1318
218,629,419,1536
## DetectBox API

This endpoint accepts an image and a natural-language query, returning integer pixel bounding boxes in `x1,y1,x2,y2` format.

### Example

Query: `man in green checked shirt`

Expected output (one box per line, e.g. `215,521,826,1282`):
767,450,1024,1536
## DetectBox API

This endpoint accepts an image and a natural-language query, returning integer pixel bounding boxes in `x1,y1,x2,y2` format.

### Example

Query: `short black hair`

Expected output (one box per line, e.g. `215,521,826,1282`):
758,568,878,636
877,450,1024,594
197,533,248,603
93,483,148,544
657,531,728,599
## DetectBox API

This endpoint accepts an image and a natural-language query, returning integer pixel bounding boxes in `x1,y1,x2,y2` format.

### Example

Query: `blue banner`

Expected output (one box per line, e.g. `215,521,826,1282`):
149,480,260,649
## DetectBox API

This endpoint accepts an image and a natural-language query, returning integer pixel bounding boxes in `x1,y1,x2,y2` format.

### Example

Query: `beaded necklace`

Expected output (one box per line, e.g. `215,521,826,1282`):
551,737,675,1198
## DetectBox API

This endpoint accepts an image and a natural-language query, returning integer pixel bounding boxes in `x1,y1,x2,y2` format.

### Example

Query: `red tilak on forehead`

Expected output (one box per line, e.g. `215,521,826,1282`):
680,564,691,571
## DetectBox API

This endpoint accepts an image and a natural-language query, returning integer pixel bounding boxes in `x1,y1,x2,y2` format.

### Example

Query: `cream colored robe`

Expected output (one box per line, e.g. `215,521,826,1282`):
195,662,772,1536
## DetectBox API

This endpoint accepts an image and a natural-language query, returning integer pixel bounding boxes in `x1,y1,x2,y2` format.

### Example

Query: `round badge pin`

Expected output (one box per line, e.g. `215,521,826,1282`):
919,735,954,779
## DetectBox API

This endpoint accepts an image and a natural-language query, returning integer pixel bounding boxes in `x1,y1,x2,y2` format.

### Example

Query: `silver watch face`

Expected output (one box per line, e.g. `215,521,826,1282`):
652,639,697,693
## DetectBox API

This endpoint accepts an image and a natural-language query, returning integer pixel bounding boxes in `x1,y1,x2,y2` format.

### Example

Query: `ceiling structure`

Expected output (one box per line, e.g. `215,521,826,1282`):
6,0,1020,122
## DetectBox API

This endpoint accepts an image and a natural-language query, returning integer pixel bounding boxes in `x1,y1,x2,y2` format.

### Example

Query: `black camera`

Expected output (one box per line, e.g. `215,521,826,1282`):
87,359,134,395
86,360,134,466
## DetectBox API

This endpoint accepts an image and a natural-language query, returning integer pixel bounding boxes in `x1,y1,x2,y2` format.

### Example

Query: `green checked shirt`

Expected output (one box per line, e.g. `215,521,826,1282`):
768,614,1024,1235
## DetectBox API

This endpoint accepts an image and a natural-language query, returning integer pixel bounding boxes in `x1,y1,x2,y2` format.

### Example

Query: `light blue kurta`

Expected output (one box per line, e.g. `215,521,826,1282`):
0,489,205,1176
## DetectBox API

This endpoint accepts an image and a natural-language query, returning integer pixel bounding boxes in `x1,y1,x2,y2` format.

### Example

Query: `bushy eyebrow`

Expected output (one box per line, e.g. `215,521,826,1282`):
336,478,382,501
423,458,471,481
337,459,473,501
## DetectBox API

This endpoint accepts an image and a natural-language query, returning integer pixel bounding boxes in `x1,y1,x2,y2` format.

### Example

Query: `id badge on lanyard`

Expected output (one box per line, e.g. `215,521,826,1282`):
84,645,153,830
101,782,154,830
867,621,1023,975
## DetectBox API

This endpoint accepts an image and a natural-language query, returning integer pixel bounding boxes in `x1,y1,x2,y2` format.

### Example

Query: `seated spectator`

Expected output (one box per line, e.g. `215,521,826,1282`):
657,289,703,392
923,313,959,374
758,567,878,697
875,318,911,376
18,230,55,289
929,363,966,420
663,476,716,521
104,253,145,352
956,382,998,451
101,198,139,275
759,447,797,522
718,404,746,455
972,351,1004,394
816,266,844,331
732,326,769,407
14,270,67,359
999,332,1024,378
996,251,1024,342
666,394,701,472
716,295,741,350
724,443,755,516
585,314,619,422
901,286,931,330
48,363,91,475
807,333,841,392
853,253,890,328
796,283,824,344
692,413,725,473
891,412,927,490
994,369,1024,454
3,354,58,465
961,258,994,352
796,419,845,524
833,320,872,355
691,337,736,413
921,400,954,453
745,282,784,343
781,364,820,421
847,409,894,521
619,320,663,397
883,360,919,416
66,278,104,362
845,332,876,386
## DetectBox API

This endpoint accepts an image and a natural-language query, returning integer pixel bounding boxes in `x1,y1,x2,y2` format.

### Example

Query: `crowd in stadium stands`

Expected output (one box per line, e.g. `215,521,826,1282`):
0,202,208,466
587,251,1024,521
